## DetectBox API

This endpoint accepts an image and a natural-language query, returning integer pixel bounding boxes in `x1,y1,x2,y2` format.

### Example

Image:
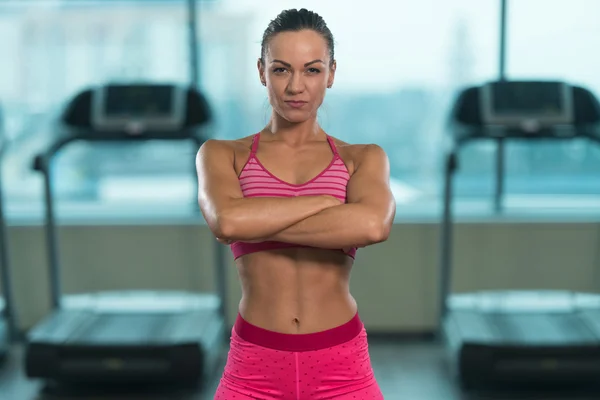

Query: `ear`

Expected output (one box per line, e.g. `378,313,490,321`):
327,59,336,89
257,58,266,86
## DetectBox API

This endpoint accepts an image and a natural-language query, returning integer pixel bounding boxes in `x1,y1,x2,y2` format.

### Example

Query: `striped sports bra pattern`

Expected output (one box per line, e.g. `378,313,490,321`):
229,133,357,259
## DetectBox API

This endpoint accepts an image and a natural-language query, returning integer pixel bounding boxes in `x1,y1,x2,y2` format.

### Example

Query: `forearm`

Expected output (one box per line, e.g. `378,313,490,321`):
265,204,388,248
217,196,335,241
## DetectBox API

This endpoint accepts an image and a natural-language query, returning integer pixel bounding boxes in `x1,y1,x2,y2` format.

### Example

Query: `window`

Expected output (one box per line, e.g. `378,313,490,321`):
0,1,195,221
206,0,500,215
501,0,600,205
18,1,595,221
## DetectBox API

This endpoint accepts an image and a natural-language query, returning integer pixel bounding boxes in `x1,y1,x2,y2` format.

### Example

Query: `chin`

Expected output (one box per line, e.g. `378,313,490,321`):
284,114,311,124
277,109,317,124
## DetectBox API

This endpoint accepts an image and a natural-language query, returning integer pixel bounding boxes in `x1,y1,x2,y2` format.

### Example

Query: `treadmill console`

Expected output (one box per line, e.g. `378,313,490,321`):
91,83,186,134
480,81,574,130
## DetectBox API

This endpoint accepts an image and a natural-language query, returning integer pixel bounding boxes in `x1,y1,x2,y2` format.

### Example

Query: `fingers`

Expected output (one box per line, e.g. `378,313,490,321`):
216,238,266,245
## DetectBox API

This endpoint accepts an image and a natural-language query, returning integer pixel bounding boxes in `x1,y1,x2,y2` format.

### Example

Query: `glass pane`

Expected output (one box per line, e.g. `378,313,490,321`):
206,0,500,209
0,1,193,217
1,0,499,218
505,0,600,199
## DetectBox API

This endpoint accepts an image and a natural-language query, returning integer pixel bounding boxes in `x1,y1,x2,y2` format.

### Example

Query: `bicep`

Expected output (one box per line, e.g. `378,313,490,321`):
195,140,243,233
346,145,395,217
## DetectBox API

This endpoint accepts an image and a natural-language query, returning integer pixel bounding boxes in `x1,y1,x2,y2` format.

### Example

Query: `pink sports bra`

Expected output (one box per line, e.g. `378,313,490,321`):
230,132,357,260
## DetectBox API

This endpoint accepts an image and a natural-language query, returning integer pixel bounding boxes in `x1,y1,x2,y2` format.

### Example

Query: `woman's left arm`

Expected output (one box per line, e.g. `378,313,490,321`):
264,144,396,249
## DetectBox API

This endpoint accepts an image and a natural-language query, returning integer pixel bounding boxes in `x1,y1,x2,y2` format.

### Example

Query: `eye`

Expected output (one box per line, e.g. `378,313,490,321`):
307,68,321,74
272,67,287,74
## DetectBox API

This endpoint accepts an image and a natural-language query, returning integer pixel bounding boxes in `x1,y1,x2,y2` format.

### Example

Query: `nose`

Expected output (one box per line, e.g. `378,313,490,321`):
286,72,305,94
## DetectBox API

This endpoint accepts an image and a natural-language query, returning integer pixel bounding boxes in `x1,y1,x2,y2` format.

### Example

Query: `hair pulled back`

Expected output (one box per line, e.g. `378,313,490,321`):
260,8,335,65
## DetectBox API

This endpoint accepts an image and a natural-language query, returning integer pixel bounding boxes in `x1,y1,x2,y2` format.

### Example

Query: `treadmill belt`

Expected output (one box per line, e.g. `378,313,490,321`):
71,313,172,344
492,313,597,344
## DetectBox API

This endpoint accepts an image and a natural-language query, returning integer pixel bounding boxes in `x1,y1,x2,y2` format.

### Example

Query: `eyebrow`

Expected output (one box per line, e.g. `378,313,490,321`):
271,59,325,67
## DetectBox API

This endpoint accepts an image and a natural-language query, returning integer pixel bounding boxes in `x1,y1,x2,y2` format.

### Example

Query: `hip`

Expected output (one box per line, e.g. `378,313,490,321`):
234,310,362,352
216,313,382,399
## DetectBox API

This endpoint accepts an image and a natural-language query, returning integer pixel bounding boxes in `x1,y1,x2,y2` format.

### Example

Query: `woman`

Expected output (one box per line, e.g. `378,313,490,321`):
196,8,395,400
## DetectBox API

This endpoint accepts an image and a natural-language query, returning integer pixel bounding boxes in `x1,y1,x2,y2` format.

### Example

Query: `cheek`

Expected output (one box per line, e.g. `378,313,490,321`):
311,74,329,93
267,75,285,92
309,81,327,105
267,83,284,106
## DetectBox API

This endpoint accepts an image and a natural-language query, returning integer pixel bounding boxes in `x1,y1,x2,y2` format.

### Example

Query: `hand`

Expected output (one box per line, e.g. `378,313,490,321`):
322,195,344,207
216,237,233,245
216,237,265,245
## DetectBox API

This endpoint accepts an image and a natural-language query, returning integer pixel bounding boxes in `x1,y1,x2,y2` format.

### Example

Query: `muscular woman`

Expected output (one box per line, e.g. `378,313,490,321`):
196,8,396,400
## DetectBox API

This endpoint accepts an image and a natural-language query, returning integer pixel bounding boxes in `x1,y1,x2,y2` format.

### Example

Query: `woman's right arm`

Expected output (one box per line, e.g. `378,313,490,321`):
196,140,339,242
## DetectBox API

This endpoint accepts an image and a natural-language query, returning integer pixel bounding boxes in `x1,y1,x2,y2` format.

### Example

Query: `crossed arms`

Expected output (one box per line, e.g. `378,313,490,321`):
195,140,396,249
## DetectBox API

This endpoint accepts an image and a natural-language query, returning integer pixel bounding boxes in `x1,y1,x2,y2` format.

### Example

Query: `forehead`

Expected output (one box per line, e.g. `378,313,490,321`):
266,30,329,63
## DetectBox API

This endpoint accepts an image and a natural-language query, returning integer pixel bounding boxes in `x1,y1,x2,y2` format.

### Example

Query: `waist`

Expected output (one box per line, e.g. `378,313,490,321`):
234,312,363,351
231,240,357,259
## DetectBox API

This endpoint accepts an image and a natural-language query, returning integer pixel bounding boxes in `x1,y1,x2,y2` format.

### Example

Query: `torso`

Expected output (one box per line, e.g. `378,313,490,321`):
226,130,366,334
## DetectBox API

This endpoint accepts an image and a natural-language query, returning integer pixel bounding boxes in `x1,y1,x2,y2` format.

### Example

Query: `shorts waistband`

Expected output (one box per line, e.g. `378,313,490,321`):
234,312,363,352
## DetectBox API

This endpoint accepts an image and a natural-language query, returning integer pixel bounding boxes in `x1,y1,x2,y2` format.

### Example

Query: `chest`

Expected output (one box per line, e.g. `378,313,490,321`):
239,143,349,186
261,147,337,185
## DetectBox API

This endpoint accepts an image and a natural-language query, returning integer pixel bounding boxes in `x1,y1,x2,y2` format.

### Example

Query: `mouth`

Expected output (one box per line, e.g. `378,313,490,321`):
285,101,308,108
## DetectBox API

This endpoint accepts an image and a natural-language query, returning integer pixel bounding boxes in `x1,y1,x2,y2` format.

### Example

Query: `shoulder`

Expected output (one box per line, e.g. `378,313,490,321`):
196,135,255,160
329,137,389,171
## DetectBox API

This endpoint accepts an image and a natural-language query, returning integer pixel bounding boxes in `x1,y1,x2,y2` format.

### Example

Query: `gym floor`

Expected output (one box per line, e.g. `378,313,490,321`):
0,337,598,400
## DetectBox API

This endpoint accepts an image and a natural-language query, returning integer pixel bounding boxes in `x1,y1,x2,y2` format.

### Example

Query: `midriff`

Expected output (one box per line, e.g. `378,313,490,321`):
235,247,357,334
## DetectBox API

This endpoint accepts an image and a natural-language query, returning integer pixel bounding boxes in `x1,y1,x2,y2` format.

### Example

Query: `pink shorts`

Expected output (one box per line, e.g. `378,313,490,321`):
213,313,383,399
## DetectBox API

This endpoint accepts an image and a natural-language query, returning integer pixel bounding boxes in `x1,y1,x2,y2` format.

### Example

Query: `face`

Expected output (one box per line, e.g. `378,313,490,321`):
258,29,336,124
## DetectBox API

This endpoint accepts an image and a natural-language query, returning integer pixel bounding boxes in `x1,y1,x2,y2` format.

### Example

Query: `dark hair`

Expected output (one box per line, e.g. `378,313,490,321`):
260,8,335,65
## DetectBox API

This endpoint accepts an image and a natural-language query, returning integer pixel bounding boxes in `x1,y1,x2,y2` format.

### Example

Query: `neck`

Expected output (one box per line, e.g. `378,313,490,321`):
264,112,324,145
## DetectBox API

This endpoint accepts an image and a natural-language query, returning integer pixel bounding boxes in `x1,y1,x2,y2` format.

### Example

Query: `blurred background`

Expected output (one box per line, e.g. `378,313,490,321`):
2,0,599,221
1,0,600,399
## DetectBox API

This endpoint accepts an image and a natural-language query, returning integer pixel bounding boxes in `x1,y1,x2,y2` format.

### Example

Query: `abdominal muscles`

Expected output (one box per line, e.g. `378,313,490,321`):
235,248,357,334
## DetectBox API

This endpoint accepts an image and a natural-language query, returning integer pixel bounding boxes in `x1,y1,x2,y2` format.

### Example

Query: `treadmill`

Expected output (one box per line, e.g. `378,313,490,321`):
0,105,19,362
24,83,227,386
439,80,600,390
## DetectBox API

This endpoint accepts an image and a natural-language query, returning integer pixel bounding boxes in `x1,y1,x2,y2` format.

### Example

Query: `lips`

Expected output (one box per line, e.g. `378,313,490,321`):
285,101,307,108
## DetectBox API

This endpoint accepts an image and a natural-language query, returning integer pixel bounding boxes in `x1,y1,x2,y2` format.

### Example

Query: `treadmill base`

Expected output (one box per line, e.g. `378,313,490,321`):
444,291,600,391
25,291,225,386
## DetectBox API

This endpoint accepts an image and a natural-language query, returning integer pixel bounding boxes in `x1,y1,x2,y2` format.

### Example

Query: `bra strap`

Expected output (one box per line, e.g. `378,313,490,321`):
326,135,339,155
250,133,260,154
